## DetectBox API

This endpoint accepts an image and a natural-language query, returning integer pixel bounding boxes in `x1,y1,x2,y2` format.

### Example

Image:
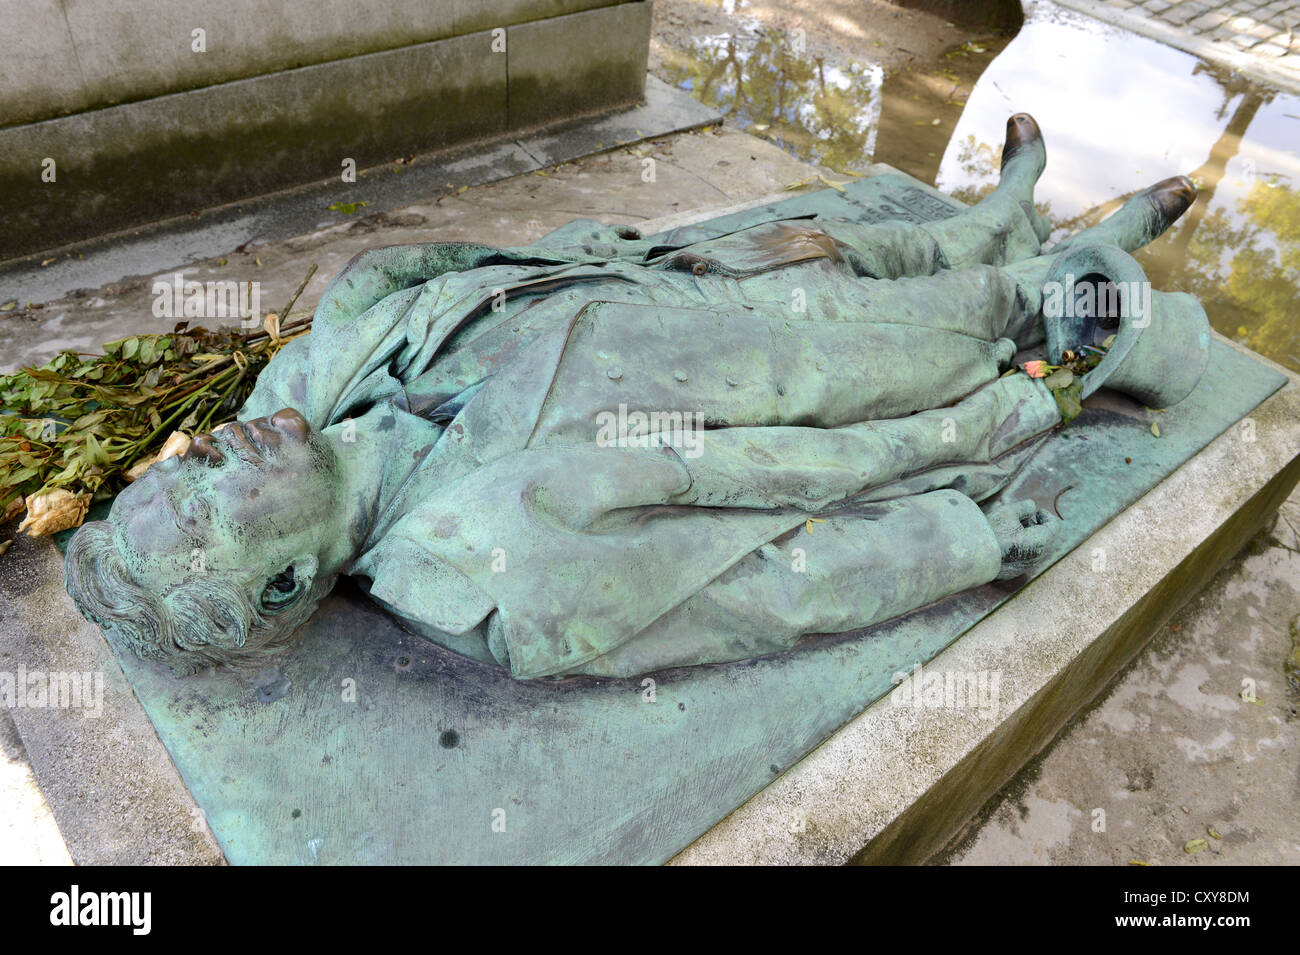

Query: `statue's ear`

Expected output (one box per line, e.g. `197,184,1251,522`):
257,555,318,615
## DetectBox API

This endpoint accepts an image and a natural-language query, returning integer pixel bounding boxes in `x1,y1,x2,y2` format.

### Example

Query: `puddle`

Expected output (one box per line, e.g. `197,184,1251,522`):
656,0,1300,371
656,7,1008,180
660,16,890,172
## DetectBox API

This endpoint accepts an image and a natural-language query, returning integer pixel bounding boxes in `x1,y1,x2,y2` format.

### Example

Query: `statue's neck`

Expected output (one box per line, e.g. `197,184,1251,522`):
322,402,443,570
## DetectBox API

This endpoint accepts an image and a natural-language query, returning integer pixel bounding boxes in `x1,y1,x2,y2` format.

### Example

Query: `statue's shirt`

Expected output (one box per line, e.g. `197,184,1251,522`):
241,219,1061,677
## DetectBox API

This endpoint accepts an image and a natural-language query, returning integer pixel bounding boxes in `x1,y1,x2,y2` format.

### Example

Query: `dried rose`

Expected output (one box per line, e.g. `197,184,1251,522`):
123,430,193,482
17,488,91,536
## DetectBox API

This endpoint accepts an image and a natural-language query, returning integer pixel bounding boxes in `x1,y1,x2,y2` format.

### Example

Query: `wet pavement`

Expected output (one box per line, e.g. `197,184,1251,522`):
652,0,1300,372
1056,0,1300,89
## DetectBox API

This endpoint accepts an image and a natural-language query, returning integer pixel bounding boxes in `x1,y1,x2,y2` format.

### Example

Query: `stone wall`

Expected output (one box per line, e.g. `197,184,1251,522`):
0,0,652,259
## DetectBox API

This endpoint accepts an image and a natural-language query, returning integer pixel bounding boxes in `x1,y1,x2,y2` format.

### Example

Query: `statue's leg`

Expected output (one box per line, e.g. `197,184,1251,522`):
825,113,1050,278
1049,176,1196,255
919,113,1052,268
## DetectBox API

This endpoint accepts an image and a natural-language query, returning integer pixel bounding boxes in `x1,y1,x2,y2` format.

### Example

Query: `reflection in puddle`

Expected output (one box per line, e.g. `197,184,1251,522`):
661,19,888,173
942,3,1300,370
657,0,1300,371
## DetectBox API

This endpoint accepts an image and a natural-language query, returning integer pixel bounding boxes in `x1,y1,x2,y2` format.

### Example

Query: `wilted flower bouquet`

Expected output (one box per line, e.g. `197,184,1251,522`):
0,266,316,540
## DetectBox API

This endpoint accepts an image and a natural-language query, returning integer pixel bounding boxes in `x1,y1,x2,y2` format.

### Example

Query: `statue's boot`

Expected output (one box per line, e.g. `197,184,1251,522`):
1052,176,1197,255
998,178,1210,408
920,113,1051,269
998,175,1197,346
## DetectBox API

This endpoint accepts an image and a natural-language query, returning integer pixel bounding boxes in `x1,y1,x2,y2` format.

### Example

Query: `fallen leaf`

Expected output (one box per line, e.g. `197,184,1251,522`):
1184,838,1209,854
1151,422,1161,437
17,488,91,536
783,174,850,193
3,496,23,523
328,201,368,215
1043,368,1075,390
1207,827,1221,839
0,539,11,557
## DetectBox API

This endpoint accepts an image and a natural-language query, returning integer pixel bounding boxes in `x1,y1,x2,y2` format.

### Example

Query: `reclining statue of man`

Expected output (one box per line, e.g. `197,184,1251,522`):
64,114,1209,680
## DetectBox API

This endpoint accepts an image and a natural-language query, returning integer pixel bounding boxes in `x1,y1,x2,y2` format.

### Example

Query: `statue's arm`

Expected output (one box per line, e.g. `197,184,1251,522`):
564,488,1059,677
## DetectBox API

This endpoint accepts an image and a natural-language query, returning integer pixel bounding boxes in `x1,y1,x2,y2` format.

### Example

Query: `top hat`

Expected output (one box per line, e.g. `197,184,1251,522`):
1042,243,1211,408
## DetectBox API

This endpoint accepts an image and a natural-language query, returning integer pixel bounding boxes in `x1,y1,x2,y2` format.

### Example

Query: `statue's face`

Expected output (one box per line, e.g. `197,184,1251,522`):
108,408,340,609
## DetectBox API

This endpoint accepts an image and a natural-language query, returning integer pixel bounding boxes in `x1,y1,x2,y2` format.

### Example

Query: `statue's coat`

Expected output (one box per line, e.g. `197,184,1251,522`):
240,216,1061,677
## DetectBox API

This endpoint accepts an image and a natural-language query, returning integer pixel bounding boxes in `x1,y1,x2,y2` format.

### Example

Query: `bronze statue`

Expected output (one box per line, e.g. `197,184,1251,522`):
65,114,1210,679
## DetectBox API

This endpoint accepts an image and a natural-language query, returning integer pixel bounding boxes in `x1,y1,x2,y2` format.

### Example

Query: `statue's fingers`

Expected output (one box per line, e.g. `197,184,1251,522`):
1011,498,1039,525
1017,522,1057,559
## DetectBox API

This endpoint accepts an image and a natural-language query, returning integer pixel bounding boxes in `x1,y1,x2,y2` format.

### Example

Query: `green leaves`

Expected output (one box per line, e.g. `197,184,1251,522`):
328,201,367,215
1049,378,1085,426
2,265,316,531
1,325,299,526
1035,365,1084,427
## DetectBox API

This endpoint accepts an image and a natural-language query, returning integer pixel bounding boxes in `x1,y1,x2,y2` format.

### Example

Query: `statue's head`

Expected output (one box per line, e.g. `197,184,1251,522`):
65,408,342,673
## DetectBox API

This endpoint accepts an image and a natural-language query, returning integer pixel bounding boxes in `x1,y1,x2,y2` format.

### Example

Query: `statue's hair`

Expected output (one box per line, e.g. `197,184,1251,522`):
64,520,321,674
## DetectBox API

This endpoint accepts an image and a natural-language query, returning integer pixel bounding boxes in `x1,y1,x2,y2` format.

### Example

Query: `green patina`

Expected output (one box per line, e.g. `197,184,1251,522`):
57,114,1286,863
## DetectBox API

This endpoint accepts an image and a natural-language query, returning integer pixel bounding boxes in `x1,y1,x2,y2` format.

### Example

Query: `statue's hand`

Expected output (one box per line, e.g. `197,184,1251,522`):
986,500,1060,580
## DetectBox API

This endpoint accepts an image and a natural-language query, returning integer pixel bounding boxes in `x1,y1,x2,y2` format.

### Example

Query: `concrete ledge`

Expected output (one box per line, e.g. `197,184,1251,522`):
0,31,506,260
507,2,652,128
0,533,226,864
671,337,1300,865
0,76,720,308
